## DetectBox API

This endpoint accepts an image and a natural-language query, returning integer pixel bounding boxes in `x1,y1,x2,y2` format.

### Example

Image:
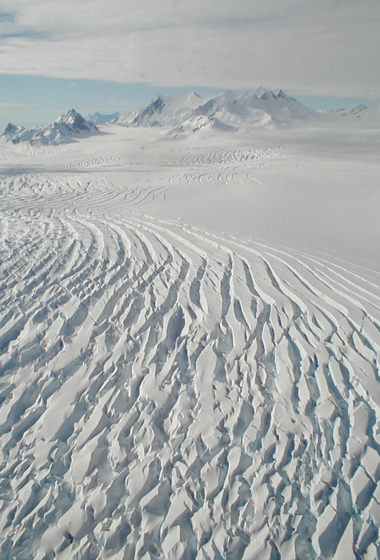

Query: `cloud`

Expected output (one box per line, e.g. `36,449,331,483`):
0,0,379,98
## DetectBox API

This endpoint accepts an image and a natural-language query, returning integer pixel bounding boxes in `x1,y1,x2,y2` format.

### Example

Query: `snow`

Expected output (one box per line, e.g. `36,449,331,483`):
0,94,380,559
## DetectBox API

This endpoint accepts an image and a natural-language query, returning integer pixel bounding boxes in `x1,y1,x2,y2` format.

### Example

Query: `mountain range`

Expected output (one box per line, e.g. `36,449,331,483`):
334,101,380,121
109,87,323,133
1,109,99,146
96,88,380,132
2,89,379,146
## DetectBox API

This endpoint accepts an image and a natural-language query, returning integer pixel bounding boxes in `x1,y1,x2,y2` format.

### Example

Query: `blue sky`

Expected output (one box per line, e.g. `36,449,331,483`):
0,0,379,128
0,75,226,127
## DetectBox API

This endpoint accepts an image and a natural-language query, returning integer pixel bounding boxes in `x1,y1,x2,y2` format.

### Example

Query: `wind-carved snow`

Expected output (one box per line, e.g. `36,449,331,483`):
0,120,380,559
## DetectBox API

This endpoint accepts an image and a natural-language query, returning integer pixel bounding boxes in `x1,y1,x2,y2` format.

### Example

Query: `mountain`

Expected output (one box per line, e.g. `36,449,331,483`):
115,92,203,128
88,111,120,124
114,88,323,134
334,101,380,123
1,109,100,146
335,105,370,118
114,110,138,126
237,88,316,120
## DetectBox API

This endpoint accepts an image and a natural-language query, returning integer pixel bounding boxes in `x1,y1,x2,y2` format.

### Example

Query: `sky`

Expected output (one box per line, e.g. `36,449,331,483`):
0,0,379,127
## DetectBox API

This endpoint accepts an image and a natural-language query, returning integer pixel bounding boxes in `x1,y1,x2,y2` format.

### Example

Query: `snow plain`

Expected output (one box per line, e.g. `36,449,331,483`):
0,112,380,559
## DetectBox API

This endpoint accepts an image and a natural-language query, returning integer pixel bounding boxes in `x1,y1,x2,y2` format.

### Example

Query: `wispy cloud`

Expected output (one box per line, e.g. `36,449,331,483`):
0,0,379,97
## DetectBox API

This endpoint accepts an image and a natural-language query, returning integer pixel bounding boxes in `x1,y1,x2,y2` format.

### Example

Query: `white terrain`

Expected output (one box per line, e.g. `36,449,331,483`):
0,89,380,560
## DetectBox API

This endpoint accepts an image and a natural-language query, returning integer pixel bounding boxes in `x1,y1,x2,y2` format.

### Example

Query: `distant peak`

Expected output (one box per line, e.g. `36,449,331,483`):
136,95,166,124
64,109,82,120
151,96,165,110
60,109,89,125
88,111,121,124
3,122,18,134
58,109,83,121
183,92,201,103
150,95,163,104
254,86,269,99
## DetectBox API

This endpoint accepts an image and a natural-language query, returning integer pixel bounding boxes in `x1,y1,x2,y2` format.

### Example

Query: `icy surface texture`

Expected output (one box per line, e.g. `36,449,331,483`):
0,208,380,559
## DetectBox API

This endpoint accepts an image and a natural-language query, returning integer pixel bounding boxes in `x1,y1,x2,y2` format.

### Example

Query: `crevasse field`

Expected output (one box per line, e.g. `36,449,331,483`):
1,99,380,559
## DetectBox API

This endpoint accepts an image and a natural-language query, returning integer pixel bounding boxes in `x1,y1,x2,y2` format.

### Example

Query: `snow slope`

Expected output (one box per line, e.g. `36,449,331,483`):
0,113,380,559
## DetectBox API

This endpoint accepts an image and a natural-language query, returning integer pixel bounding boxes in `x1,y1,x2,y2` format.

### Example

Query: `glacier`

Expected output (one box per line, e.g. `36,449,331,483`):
0,90,380,560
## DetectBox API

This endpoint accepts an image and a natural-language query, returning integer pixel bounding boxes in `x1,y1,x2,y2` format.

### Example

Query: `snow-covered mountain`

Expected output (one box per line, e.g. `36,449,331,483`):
114,92,203,128
334,101,380,123
1,109,100,146
114,88,322,133
335,105,371,118
88,111,121,124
